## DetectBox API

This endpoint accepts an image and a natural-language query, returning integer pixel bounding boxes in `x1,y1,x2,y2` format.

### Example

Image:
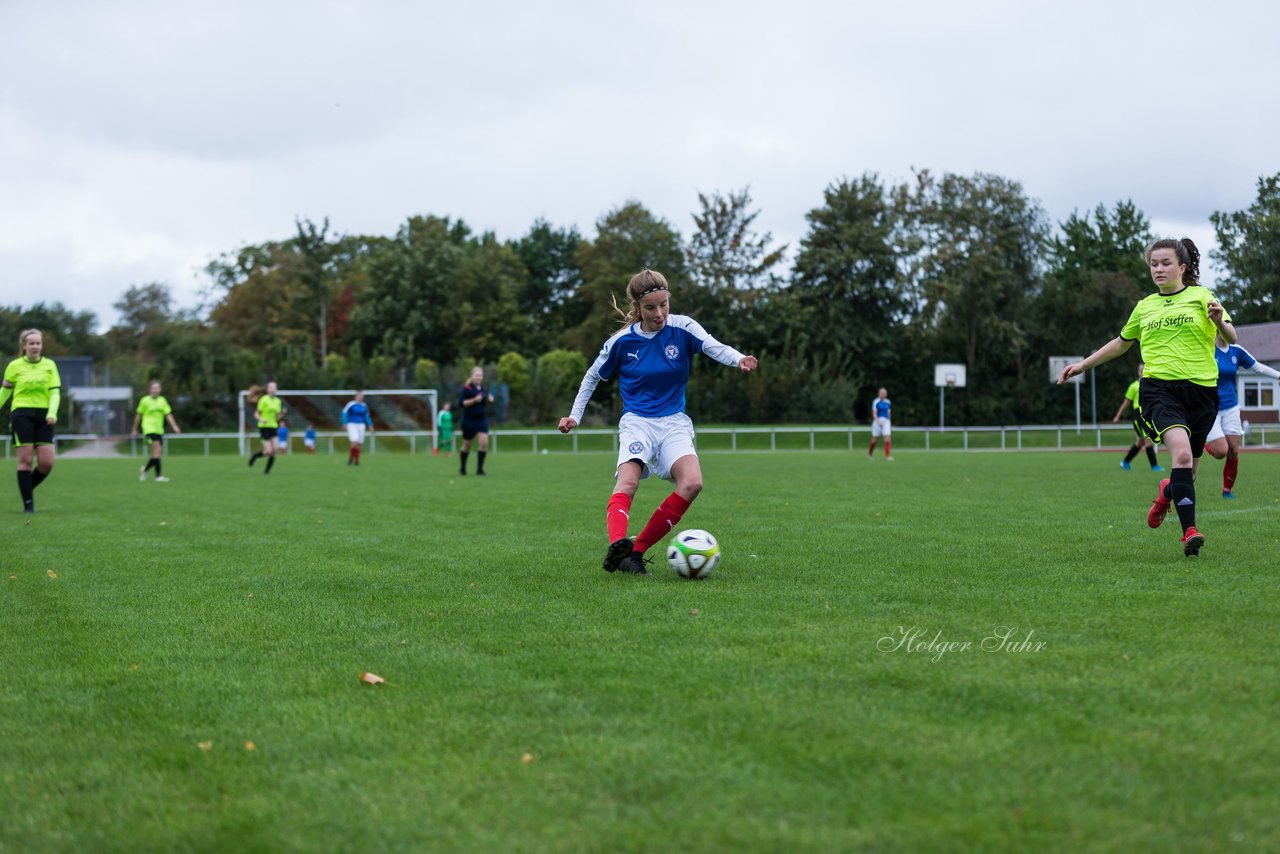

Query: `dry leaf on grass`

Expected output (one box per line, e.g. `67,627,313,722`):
244,741,256,751
47,570,57,579
359,672,386,685
197,741,213,752
521,753,535,764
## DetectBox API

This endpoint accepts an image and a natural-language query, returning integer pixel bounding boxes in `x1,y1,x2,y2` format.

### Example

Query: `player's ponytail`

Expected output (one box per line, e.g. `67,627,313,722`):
1179,238,1201,286
246,384,264,405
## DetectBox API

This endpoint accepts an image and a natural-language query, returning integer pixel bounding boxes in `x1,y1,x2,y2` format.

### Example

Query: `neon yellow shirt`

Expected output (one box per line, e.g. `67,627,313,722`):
4,356,61,412
256,395,284,428
1124,380,1140,409
137,394,172,434
1120,286,1230,387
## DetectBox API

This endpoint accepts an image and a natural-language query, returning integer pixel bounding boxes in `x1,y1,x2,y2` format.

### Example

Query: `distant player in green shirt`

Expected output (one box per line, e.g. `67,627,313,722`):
247,381,286,475
1060,239,1235,557
1111,364,1162,472
434,401,454,457
132,380,182,482
0,329,61,514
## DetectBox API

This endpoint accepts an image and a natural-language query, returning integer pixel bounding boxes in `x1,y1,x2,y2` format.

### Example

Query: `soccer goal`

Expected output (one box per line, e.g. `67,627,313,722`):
237,388,439,455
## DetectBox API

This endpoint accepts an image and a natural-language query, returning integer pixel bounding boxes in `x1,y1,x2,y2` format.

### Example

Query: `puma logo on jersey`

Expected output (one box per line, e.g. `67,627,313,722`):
626,352,640,362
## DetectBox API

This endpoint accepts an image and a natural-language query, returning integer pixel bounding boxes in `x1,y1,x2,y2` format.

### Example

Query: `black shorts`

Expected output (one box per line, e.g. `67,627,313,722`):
11,408,55,447
259,427,279,441
1136,377,1218,457
1129,417,1145,441
144,433,164,444
461,418,489,440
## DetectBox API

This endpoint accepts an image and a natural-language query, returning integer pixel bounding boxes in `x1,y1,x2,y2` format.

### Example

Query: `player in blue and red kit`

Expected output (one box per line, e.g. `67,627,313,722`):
341,390,374,466
559,269,758,576
1204,336,1280,498
867,387,893,459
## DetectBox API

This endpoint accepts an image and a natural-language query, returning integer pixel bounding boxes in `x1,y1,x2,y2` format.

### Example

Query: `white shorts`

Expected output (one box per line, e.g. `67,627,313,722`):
347,423,366,445
1206,406,1242,443
616,412,697,482
871,417,891,438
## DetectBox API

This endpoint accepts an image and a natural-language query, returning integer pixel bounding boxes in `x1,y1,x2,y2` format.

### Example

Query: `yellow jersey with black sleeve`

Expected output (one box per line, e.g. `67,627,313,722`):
1119,286,1230,387
2,356,62,416
256,394,284,429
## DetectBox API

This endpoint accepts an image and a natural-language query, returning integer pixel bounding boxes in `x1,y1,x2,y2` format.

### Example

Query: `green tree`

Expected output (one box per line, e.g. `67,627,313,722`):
566,202,686,355
909,171,1048,422
512,219,585,346
531,348,588,424
687,188,786,303
413,357,439,388
440,234,531,362
790,174,914,389
1211,173,1280,322
497,351,530,398
346,216,471,366
1034,201,1153,421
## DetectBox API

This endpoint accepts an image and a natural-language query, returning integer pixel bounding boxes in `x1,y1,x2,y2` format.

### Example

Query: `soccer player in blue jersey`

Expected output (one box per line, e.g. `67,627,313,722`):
558,269,758,576
1204,335,1280,498
868,387,893,460
341,390,374,466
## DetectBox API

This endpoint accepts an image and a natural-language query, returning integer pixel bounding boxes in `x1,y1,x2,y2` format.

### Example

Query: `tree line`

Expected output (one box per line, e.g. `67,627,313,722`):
6,170,1278,431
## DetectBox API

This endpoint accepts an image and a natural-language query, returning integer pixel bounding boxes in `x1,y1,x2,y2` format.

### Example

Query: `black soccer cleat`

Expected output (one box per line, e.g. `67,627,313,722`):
617,553,651,576
602,537,635,573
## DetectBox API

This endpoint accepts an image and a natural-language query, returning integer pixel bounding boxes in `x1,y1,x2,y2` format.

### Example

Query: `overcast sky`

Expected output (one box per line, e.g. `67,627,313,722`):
2,0,1277,330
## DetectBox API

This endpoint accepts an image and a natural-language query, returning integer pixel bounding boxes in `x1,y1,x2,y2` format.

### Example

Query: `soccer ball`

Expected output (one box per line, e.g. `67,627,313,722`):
666,529,720,579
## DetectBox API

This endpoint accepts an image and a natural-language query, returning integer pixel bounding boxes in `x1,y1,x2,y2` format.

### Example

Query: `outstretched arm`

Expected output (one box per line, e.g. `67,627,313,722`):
1059,338,1133,384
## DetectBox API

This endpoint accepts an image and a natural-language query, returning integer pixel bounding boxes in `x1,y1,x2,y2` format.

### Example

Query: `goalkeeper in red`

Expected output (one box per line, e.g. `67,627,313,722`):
558,269,758,576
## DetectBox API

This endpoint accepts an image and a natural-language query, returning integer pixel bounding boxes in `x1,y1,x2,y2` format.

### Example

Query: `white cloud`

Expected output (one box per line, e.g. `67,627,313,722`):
2,0,1277,327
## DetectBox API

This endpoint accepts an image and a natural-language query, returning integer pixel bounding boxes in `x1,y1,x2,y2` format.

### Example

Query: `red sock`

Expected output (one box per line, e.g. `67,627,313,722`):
868,439,877,456
634,493,692,554
606,493,633,542
1224,458,1239,492
353,446,361,463
884,439,892,458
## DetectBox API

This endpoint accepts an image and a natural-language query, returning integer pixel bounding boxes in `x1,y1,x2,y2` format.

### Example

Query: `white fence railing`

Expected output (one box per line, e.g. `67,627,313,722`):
17,423,1279,458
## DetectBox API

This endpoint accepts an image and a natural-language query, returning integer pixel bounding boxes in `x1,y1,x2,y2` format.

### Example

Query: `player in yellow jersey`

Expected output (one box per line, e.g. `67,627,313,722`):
1111,364,1162,472
0,329,61,514
1059,239,1235,557
132,380,182,482
247,381,286,474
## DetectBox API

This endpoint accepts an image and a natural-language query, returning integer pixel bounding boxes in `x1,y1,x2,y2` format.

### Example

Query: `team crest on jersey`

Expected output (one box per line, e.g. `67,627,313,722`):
628,441,644,455
664,345,679,359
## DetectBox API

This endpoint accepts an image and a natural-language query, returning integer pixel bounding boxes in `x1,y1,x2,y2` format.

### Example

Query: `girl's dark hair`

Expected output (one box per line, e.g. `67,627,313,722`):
1145,238,1200,286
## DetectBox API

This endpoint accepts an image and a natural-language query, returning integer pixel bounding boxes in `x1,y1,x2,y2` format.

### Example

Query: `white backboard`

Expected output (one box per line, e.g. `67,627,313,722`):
1049,356,1084,385
934,363,967,388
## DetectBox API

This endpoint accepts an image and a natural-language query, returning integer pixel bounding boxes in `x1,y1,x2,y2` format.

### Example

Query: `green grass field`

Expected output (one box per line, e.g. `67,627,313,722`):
3,448,1278,851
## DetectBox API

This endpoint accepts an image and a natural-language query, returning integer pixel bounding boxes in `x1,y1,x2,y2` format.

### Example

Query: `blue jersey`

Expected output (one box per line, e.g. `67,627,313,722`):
874,398,891,420
341,400,372,426
569,315,746,421
1214,344,1257,410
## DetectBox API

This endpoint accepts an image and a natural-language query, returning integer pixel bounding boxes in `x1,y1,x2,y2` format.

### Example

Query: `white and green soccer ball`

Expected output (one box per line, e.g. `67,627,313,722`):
666,529,720,579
